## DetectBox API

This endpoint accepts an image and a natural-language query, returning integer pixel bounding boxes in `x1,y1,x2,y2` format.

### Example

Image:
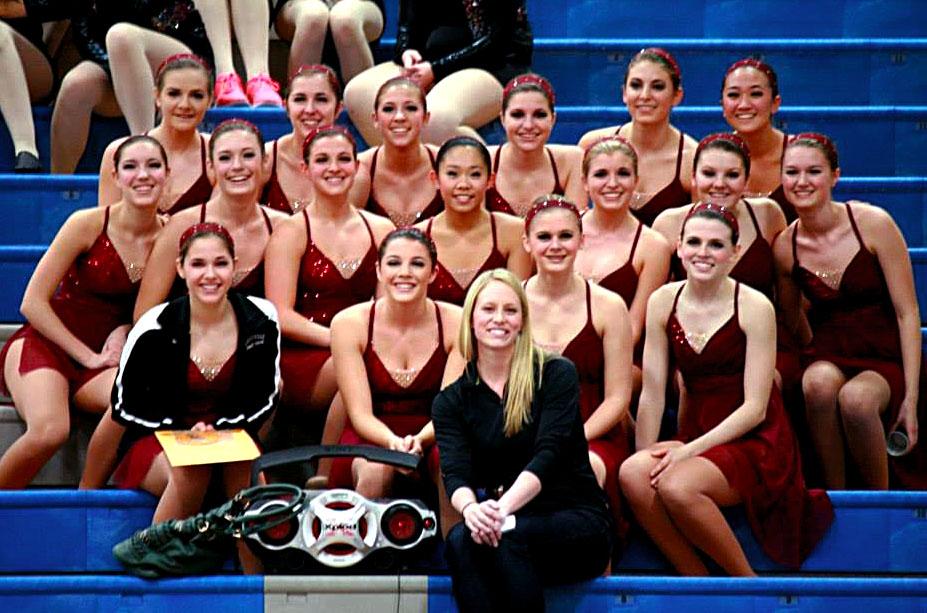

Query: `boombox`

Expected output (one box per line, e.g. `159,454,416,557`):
244,445,439,573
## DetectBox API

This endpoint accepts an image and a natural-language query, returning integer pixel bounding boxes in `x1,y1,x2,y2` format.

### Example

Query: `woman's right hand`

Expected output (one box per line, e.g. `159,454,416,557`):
80,349,120,370
401,49,423,68
464,500,504,547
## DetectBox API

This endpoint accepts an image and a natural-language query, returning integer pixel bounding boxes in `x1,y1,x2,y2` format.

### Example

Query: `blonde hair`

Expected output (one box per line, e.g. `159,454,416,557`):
459,269,547,436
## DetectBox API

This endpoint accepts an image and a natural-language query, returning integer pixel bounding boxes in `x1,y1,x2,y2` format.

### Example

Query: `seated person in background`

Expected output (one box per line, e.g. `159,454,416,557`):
433,268,613,612
1,136,166,488
620,203,833,575
773,133,927,490
344,0,533,146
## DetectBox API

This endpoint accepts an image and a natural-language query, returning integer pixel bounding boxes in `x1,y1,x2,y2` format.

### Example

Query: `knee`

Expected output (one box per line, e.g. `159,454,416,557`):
168,464,211,493
354,461,392,496
837,382,881,425
329,3,361,38
653,471,698,512
618,451,651,498
105,23,138,55
56,68,103,111
0,22,14,54
27,420,70,453
343,73,374,114
293,2,329,32
802,364,842,407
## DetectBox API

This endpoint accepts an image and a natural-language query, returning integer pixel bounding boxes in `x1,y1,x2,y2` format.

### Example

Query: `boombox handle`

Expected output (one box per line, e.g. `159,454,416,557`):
251,444,422,486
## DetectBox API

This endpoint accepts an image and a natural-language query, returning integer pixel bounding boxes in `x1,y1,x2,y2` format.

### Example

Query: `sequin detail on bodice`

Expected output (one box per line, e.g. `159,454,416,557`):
486,146,564,217
365,147,444,227
426,213,507,305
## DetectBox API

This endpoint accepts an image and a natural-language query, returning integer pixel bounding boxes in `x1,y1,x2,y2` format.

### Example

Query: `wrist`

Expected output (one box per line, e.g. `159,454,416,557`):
459,500,476,516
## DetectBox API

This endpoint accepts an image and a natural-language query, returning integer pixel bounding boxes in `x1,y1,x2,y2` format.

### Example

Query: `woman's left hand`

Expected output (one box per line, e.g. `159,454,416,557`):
649,443,692,486
893,397,919,450
404,62,434,92
191,422,215,433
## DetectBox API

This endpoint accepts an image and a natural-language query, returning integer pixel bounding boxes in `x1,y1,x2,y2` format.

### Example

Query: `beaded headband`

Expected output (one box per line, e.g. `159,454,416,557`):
787,132,839,165
524,194,581,230
290,63,340,93
637,47,681,82
156,53,211,80
179,222,234,252
301,124,356,159
682,202,739,239
503,74,556,106
725,58,778,93
696,132,751,160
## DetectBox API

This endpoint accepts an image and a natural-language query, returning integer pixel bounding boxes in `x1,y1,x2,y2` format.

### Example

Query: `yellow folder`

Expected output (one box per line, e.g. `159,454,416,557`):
155,429,261,467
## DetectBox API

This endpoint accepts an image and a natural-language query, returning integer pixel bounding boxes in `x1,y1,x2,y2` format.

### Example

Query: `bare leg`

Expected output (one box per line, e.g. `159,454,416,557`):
589,451,607,488
51,61,121,174
0,341,71,488
72,368,117,415
276,0,330,78
106,23,191,134
80,407,126,489
314,389,346,484
656,457,755,576
192,0,236,75
0,22,52,157
802,361,848,489
329,0,383,81
150,462,212,523
352,457,395,499
619,442,709,575
423,68,502,145
220,460,264,573
838,371,892,489
229,0,271,79
343,61,403,145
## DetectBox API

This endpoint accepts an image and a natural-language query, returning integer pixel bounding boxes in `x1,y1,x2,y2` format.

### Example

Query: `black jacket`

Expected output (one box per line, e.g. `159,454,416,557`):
112,292,281,453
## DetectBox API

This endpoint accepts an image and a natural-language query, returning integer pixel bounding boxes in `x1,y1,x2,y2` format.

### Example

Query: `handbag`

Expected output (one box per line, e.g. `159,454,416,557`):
113,484,306,579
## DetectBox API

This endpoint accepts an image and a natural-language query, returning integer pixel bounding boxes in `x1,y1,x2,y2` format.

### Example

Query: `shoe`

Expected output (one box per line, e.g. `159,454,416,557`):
214,72,249,107
246,73,283,107
13,151,42,173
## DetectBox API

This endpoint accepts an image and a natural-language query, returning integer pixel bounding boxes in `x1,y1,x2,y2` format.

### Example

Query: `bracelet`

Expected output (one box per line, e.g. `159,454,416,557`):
460,501,476,515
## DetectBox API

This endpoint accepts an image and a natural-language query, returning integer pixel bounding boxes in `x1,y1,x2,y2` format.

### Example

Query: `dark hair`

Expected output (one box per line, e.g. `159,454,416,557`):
208,119,265,161
625,48,681,91
377,227,437,267
288,64,342,103
694,133,751,178
786,133,839,171
723,57,779,99
502,73,556,112
179,223,236,262
435,136,491,174
681,203,740,245
114,135,169,168
301,125,357,163
155,53,214,95
374,76,427,113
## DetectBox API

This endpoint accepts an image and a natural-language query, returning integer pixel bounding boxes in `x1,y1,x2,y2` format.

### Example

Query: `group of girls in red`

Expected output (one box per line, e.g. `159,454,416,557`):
1,41,924,610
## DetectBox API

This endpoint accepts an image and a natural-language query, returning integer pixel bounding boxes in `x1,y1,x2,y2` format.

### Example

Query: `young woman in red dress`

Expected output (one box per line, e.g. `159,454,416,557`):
773,133,927,489
620,203,833,574
579,48,697,226
1,136,166,488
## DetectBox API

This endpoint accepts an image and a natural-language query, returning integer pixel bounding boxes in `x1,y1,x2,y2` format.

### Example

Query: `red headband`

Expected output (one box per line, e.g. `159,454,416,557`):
524,195,581,230
725,58,778,92
638,47,681,82
696,132,751,160
683,202,739,238
301,124,356,159
156,53,211,80
788,132,838,163
503,74,556,106
179,223,234,252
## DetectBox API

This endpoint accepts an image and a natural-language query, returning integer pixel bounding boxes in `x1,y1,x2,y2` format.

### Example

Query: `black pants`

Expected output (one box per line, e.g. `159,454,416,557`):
444,507,612,613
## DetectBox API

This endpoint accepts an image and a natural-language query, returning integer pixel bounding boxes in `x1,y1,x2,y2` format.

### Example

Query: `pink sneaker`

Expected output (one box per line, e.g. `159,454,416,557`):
214,72,249,107
246,73,283,107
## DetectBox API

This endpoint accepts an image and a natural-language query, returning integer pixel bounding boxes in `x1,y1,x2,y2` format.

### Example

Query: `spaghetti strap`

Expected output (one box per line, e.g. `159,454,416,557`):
790,222,800,264
270,140,278,174
489,212,499,247
613,123,624,136
733,281,741,318
434,301,444,347
670,283,685,314
425,217,434,238
359,211,376,244
369,147,380,175
584,280,593,322
779,132,789,162
844,203,866,249
628,221,643,260
199,203,207,222
426,147,437,170
673,130,684,178
260,208,273,234
547,148,562,189
197,134,207,172
492,145,502,173
366,300,377,352
103,205,111,231
303,208,311,241
743,199,762,235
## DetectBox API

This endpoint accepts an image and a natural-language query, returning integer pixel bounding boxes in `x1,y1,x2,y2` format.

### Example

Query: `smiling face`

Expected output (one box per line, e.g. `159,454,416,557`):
209,129,266,197
693,148,748,208
501,90,555,151
434,144,492,214
677,216,739,280
286,72,341,140
472,279,524,351
373,83,428,147
583,150,638,212
156,67,211,131
524,207,582,274
376,236,436,302
177,235,235,305
114,140,168,207
623,60,683,124
305,134,358,198
781,144,839,211
722,66,781,134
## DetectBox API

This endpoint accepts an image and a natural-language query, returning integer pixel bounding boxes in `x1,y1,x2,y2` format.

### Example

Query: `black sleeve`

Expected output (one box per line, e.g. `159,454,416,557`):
432,384,474,496
524,358,581,483
110,323,168,431
392,0,417,64
429,0,523,82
